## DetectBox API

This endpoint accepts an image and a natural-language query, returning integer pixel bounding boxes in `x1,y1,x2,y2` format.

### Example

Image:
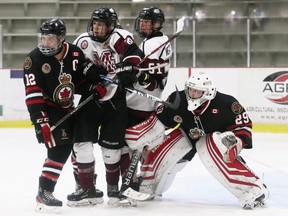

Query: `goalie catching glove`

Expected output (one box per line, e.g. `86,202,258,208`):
32,112,55,148
220,131,243,163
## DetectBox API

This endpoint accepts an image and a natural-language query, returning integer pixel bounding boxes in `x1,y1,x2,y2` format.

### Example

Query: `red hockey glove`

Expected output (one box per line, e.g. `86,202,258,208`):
89,84,107,100
32,112,56,148
40,123,53,144
220,131,243,163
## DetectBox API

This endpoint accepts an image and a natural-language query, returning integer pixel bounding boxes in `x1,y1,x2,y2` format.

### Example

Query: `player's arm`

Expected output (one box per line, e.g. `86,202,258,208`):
23,55,55,147
220,100,252,163
156,91,180,129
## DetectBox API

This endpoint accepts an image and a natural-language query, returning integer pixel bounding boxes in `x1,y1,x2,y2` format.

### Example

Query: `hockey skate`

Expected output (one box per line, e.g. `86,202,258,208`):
67,187,104,207
35,187,62,213
107,185,137,207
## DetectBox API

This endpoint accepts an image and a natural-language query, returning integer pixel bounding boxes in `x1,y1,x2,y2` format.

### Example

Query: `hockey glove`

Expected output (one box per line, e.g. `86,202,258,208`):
32,112,55,148
220,131,243,163
138,72,152,88
115,62,137,89
88,84,107,101
83,61,108,84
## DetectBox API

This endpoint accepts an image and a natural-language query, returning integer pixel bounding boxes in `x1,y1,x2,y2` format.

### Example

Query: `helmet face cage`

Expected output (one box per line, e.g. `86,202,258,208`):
87,7,118,42
134,7,165,38
38,18,66,56
184,73,217,111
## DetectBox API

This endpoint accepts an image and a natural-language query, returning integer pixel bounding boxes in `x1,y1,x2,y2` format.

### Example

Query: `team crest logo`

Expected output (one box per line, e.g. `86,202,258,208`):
263,71,288,105
231,102,243,114
24,57,32,70
61,129,69,140
173,115,182,123
42,63,51,74
54,73,74,108
81,40,88,50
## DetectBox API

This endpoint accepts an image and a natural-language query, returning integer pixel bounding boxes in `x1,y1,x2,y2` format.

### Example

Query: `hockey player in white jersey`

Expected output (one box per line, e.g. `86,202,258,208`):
67,7,144,207
127,6,172,124
122,6,177,203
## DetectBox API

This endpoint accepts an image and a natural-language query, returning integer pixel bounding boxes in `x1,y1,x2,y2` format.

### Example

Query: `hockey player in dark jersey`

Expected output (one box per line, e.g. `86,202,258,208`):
67,7,144,207
23,18,107,213
135,73,267,209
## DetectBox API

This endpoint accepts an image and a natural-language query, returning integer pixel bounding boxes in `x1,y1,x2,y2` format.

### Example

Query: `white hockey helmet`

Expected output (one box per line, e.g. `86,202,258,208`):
184,72,217,111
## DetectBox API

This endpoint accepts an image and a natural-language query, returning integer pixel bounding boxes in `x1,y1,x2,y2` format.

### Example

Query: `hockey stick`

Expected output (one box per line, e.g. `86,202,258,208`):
100,75,180,109
120,150,151,200
50,94,93,131
50,63,169,132
50,17,185,132
138,16,185,66
137,62,169,72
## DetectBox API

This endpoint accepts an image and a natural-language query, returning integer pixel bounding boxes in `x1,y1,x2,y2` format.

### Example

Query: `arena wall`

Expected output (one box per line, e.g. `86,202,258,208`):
1,68,287,133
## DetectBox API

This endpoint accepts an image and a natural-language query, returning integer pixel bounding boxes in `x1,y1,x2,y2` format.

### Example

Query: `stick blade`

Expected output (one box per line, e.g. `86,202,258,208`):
176,16,185,33
122,187,152,201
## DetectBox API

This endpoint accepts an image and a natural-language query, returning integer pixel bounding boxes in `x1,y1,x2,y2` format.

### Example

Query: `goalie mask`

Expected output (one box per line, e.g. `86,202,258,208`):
185,72,217,111
38,18,66,56
87,7,118,42
134,6,165,38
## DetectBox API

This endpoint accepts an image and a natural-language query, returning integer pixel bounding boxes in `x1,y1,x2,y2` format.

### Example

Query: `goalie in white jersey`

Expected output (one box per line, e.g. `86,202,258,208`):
67,7,144,207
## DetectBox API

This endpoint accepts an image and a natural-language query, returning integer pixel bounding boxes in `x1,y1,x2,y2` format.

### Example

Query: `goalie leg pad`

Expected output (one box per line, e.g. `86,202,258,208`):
125,112,165,151
139,128,192,198
196,132,267,208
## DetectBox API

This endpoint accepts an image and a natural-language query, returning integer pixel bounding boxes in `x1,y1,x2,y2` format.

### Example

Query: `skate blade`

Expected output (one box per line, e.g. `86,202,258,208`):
108,198,137,207
67,198,104,207
35,203,61,214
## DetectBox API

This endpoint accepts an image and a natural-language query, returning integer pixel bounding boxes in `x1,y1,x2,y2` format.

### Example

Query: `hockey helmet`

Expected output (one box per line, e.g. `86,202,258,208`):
184,72,217,111
87,7,118,42
38,18,66,56
135,6,165,38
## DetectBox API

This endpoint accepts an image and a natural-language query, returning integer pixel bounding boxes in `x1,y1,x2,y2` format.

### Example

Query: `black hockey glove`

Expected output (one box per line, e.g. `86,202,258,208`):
83,61,108,84
137,72,153,87
88,84,107,101
31,112,55,148
115,62,137,89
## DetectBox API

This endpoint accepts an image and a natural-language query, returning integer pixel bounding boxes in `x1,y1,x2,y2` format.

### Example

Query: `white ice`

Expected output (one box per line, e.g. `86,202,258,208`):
0,128,287,216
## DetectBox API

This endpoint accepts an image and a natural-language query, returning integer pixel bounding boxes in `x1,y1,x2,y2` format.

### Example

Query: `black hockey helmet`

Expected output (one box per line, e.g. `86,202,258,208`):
87,7,118,42
38,18,66,56
134,6,165,38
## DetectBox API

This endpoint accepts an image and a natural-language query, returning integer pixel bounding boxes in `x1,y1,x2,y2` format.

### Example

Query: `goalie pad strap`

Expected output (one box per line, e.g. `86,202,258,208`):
125,112,165,150
139,128,192,197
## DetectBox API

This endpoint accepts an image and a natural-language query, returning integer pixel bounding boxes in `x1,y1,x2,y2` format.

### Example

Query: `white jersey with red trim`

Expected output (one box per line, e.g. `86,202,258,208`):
73,28,142,101
126,33,172,112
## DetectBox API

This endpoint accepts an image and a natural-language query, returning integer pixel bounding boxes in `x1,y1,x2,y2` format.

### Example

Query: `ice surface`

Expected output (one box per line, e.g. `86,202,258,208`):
0,128,287,216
